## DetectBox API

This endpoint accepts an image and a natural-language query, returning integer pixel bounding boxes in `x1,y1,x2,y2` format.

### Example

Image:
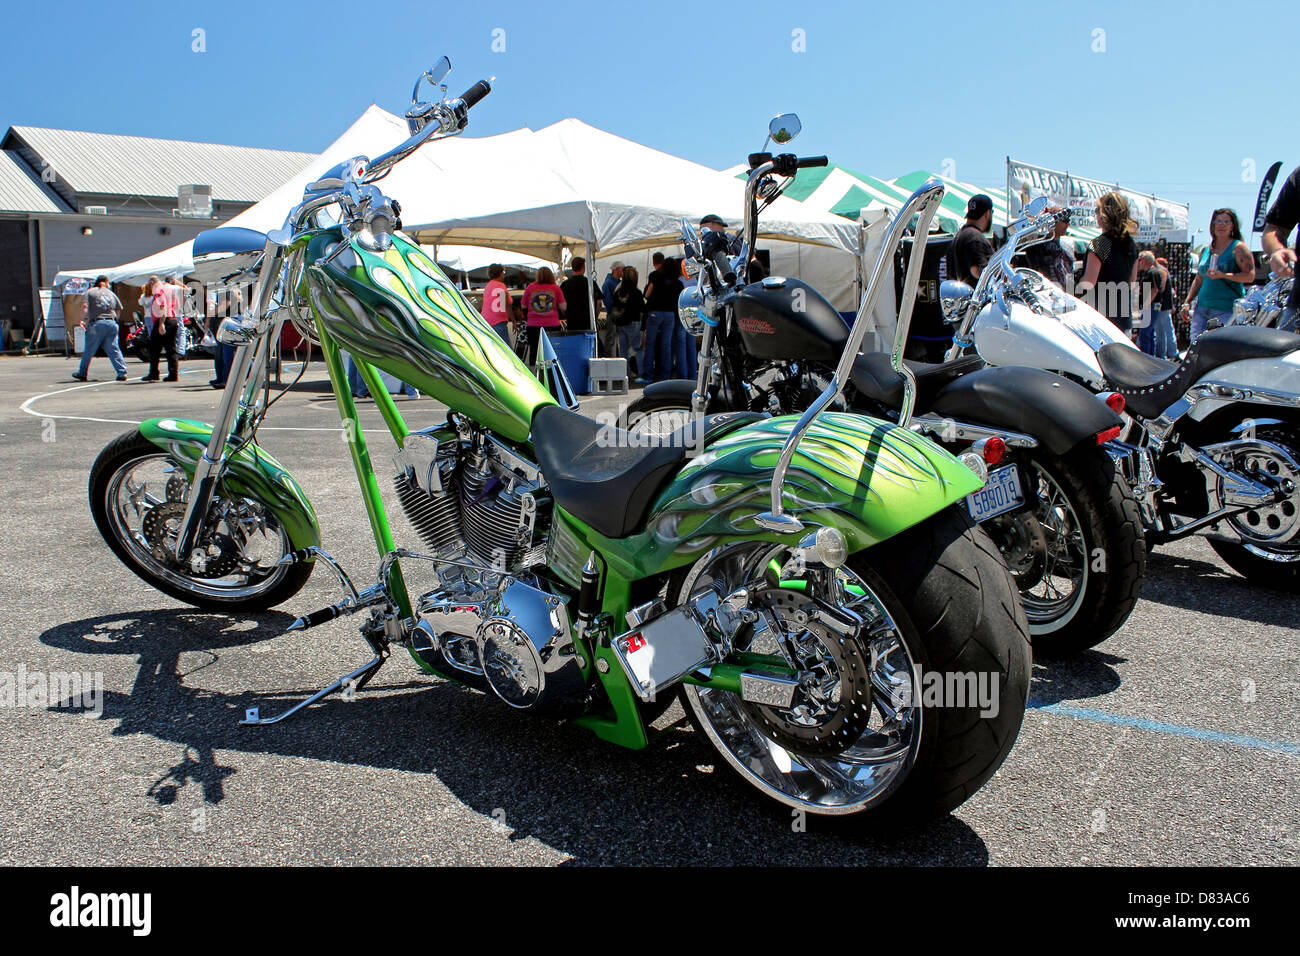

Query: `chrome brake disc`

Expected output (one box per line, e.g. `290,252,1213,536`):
739,590,873,757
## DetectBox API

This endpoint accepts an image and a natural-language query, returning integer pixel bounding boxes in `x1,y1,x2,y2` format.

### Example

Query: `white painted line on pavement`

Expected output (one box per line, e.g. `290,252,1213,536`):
18,379,379,433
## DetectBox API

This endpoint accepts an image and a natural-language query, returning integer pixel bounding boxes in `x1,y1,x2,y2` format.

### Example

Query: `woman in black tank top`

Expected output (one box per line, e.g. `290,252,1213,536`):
1077,191,1140,333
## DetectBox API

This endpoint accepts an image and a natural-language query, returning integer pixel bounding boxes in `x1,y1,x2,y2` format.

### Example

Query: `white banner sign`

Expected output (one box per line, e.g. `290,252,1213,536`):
1008,158,1189,242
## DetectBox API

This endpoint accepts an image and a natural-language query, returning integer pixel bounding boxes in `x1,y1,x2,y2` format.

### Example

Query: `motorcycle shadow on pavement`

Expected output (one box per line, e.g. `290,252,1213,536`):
1140,547,1300,626
38,609,993,865
1028,651,1123,710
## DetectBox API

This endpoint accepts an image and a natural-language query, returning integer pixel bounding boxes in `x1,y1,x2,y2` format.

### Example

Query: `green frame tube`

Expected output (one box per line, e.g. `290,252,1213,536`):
315,317,413,618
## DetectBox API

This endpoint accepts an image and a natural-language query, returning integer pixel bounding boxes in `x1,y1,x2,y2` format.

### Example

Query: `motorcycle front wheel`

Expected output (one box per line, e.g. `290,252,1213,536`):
89,429,313,611
983,446,1145,656
622,389,704,439
673,506,1030,823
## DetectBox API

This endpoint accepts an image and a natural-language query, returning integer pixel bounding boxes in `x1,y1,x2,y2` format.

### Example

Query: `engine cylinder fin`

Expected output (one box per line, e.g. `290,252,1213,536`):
394,471,463,554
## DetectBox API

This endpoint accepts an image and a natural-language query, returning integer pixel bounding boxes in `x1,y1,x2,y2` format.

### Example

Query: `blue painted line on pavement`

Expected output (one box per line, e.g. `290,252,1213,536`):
1029,701,1300,756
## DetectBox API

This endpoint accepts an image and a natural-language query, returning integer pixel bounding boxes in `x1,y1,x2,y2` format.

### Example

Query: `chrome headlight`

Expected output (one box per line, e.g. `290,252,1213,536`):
678,286,707,335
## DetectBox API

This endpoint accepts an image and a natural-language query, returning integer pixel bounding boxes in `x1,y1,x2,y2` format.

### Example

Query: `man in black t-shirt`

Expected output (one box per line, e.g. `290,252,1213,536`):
946,194,994,287
559,257,601,332
1262,164,1299,332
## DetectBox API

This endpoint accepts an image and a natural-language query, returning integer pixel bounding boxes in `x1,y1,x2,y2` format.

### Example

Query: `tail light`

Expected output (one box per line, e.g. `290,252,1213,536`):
1096,425,1123,444
973,436,1007,465
1101,391,1126,415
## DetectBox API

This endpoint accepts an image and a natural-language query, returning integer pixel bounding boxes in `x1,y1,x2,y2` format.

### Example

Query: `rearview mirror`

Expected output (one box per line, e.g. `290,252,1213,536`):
407,57,453,134
1024,196,1050,218
680,217,703,262
768,113,802,145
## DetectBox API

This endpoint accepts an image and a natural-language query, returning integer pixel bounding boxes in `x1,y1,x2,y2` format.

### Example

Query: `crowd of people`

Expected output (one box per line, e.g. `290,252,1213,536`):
944,176,1300,360
480,245,704,384
67,166,1300,387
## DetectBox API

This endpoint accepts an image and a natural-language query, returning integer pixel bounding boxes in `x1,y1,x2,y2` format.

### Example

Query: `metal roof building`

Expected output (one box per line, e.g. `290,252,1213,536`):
0,124,316,346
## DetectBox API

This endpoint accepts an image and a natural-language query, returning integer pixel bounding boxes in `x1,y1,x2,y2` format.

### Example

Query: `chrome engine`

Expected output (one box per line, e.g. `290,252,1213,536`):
393,423,550,571
393,422,582,713
411,570,584,714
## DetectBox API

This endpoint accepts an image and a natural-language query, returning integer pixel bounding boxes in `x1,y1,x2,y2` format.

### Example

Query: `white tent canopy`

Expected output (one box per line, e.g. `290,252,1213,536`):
56,108,862,306
411,118,860,260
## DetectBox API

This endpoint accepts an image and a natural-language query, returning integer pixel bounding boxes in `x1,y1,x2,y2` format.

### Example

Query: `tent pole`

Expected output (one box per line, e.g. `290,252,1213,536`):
586,238,600,358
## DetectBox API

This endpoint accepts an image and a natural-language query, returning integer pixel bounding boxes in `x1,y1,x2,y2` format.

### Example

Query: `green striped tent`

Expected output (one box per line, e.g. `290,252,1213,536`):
890,170,1101,251
735,162,1102,252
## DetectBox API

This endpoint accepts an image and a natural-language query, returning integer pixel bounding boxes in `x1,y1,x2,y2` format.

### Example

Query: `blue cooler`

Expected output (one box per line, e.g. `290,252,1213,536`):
548,331,596,395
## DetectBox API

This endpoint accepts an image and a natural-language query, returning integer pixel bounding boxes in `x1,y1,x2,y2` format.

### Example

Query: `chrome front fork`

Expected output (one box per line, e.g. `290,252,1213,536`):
691,324,715,417
173,241,283,565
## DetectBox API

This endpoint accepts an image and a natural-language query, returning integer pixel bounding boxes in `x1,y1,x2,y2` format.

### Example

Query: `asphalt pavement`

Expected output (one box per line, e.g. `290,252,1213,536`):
0,350,1295,865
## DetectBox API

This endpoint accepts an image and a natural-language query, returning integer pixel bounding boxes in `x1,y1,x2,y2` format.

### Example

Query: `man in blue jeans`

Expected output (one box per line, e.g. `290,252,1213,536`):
642,256,682,381
71,276,127,382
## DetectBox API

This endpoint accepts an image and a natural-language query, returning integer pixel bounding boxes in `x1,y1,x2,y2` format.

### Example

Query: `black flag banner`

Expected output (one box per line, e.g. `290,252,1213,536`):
1253,161,1283,233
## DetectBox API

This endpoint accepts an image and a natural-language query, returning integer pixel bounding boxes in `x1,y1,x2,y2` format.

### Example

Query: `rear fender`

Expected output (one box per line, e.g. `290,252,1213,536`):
929,365,1120,456
1185,351,1300,423
574,411,982,582
138,418,321,550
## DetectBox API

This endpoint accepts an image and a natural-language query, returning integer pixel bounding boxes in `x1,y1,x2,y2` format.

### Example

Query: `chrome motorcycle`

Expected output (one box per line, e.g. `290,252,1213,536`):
1230,275,1295,330
943,204,1300,591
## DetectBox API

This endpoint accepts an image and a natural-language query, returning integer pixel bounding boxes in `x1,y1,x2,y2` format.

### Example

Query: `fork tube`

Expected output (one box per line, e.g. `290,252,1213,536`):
173,241,282,563
692,324,714,416
317,323,412,617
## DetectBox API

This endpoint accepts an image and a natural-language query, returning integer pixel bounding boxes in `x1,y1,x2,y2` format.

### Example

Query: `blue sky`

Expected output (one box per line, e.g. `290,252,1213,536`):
3,0,1295,246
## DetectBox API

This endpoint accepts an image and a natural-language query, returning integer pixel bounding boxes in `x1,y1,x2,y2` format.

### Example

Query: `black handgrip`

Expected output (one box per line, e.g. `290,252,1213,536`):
300,605,342,629
459,79,492,109
711,249,736,285
797,155,829,169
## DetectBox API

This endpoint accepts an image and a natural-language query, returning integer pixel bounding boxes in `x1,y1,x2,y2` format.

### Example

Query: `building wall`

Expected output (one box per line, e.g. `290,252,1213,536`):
37,216,213,285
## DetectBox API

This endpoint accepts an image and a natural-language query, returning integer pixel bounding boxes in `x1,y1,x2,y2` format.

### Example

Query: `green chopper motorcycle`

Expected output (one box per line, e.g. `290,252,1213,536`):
87,60,1030,821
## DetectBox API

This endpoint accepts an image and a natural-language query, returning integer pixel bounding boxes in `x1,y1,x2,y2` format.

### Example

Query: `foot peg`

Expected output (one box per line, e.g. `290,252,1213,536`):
240,653,387,726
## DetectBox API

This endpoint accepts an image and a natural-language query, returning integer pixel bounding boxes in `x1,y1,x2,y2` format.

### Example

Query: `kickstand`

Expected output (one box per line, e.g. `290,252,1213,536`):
240,653,387,726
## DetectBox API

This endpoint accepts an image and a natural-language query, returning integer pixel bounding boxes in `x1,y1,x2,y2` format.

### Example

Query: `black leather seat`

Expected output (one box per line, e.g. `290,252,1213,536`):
849,352,986,413
1099,326,1300,419
531,405,764,539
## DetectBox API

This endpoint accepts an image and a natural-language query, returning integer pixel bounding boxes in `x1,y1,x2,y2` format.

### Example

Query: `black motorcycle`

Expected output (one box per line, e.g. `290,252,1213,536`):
625,118,1145,656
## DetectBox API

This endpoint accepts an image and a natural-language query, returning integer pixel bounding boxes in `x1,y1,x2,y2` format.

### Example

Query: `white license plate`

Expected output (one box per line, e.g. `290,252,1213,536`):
965,464,1025,523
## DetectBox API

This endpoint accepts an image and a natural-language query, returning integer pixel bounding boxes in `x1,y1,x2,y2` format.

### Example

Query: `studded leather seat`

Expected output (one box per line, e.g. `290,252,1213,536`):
1098,326,1300,419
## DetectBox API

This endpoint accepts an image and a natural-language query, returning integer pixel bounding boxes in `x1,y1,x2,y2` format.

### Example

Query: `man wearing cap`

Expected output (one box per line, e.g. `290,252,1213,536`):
600,260,624,357
947,194,994,288
71,275,128,382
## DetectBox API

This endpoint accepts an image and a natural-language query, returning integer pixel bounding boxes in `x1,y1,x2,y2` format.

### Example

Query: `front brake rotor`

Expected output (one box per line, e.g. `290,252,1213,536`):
140,501,240,577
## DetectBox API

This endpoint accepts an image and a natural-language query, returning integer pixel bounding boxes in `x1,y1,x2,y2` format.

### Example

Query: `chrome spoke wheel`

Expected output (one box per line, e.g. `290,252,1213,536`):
679,544,922,816
104,452,291,601
1011,460,1088,630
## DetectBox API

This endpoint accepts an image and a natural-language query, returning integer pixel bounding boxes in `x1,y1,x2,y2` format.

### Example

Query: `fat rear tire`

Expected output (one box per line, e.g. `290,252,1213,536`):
679,506,1031,822
1012,446,1145,656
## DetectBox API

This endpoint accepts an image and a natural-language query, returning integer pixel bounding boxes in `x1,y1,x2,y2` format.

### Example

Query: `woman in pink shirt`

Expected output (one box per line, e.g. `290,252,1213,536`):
521,266,566,366
481,263,513,343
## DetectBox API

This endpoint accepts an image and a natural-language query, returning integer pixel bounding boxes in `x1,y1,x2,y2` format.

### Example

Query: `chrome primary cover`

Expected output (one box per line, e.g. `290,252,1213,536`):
415,574,583,713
